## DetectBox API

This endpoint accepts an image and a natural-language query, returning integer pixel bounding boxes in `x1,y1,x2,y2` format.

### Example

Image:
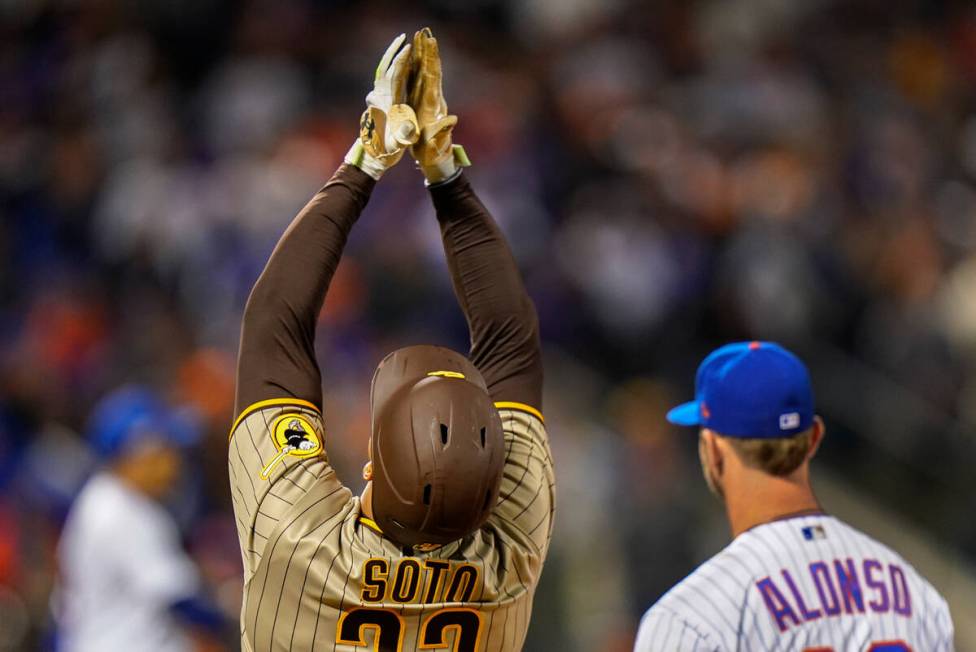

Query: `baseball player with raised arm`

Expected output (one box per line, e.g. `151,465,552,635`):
634,342,954,652
228,29,553,651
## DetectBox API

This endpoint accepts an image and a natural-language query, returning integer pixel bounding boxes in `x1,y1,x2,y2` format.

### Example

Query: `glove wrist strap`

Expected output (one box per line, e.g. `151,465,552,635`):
421,145,470,184
344,141,386,180
425,167,463,188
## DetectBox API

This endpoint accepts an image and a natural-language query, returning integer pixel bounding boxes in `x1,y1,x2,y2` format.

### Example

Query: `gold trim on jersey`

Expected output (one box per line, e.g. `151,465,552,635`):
358,517,447,553
228,397,320,441
494,401,544,423
359,516,384,534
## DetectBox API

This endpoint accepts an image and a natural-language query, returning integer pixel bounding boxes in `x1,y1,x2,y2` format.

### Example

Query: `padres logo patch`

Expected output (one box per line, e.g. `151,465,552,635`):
259,414,322,480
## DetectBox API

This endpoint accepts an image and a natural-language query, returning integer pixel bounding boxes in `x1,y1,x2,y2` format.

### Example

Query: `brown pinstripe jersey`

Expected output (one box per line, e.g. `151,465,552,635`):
228,399,554,652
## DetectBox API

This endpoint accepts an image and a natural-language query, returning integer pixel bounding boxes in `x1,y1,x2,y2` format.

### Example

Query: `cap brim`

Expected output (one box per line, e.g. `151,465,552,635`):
666,401,701,426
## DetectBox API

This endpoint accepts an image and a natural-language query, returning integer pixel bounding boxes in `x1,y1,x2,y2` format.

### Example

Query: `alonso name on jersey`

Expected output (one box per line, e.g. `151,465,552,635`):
756,555,913,632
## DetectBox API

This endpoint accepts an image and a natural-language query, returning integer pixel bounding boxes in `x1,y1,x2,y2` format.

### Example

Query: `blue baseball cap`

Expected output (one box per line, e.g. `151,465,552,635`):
667,342,814,438
87,385,200,459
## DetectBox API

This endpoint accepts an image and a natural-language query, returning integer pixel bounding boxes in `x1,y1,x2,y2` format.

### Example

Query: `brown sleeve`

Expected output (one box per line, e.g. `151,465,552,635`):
430,172,543,408
234,164,375,415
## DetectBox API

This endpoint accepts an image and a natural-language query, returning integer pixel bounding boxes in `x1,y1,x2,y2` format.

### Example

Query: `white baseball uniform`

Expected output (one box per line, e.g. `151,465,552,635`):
634,514,953,652
57,473,201,652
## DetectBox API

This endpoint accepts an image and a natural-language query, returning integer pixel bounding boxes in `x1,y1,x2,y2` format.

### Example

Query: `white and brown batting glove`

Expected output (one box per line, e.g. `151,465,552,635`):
344,33,420,180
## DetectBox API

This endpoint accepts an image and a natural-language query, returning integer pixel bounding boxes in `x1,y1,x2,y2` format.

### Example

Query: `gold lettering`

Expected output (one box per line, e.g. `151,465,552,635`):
361,558,389,602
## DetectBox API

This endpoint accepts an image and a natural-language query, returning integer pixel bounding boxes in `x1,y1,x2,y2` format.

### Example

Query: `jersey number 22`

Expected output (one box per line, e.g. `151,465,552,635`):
337,607,482,651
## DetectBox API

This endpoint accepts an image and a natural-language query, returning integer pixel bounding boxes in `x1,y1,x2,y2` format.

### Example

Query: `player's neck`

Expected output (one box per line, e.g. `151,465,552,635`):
724,469,821,538
360,481,374,519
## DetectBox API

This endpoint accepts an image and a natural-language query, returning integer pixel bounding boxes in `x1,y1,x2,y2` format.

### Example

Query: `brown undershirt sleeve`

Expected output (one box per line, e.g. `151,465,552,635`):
234,164,375,415
430,172,543,409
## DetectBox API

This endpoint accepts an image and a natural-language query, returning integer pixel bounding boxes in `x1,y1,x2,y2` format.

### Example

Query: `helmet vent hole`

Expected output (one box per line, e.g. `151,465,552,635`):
479,427,486,447
423,483,432,505
440,423,449,445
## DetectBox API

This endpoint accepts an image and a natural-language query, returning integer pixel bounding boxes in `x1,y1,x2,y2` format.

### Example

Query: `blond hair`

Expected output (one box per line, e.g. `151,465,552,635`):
725,428,814,477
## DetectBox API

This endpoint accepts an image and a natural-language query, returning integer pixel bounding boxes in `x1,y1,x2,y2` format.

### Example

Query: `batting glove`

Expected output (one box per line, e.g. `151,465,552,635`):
408,28,470,184
344,34,420,180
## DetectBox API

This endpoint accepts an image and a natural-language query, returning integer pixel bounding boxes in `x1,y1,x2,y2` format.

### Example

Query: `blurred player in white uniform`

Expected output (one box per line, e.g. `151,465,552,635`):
634,342,954,652
57,386,223,652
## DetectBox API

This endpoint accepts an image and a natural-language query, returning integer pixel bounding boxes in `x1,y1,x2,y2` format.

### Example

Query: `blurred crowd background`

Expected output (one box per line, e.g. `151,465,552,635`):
3,0,976,649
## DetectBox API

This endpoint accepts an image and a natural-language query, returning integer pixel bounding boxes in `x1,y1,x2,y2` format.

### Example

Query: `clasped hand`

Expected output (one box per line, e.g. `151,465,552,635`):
345,28,469,183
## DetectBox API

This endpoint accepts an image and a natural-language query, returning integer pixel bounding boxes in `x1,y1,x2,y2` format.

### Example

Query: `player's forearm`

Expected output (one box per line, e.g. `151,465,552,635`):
235,164,374,414
431,173,543,408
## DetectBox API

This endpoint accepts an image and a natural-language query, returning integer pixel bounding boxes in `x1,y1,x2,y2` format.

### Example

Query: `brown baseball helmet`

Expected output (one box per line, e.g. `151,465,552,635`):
369,345,505,548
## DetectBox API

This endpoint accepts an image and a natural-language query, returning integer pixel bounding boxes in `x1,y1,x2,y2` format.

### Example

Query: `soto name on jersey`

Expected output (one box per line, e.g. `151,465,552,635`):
361,557,480,604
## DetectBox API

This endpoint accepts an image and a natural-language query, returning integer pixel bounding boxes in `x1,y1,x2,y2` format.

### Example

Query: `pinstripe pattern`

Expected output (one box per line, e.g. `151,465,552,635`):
229,404,554,651
634,515,954,651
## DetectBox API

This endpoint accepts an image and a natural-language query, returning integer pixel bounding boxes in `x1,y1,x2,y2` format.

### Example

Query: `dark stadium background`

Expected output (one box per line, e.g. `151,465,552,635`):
2,0,976,649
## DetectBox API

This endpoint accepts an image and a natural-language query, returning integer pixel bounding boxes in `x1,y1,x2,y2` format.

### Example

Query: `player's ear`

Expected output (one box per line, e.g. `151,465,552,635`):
807,416,825,460
700,428,724,474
